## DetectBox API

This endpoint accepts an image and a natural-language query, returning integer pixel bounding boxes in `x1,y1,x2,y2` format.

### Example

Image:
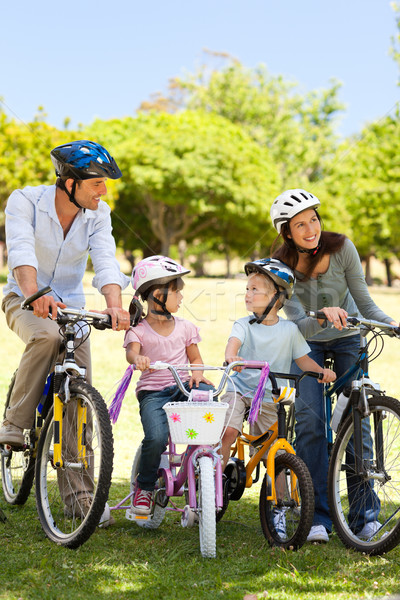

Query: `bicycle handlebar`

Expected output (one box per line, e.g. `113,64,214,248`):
131,360,323,399
20,287,119,330
306,311,400,338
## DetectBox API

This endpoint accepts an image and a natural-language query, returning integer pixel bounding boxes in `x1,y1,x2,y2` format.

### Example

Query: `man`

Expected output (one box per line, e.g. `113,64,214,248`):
0,140,130,447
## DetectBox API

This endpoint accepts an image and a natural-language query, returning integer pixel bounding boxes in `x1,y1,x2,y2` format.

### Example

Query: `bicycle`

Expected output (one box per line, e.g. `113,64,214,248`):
288,312,400,555
0,287,114,548
107,360,318,555
220,367,320,550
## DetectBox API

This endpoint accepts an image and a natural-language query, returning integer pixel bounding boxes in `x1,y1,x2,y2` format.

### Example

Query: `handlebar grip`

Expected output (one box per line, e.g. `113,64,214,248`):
21,286,53,310
306,310,327,320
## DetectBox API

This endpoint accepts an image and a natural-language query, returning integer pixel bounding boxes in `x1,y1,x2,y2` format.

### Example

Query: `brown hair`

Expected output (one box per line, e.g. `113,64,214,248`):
141,276,184,302
271,218,346,281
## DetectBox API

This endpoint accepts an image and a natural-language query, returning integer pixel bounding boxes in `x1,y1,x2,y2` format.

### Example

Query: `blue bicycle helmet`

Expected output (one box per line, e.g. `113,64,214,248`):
50,140,122,181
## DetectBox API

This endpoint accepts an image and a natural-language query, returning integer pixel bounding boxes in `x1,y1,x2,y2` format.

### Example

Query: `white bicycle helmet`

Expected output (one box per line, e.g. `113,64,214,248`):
131,255,190,297
244,258,295,299
270,189,320,234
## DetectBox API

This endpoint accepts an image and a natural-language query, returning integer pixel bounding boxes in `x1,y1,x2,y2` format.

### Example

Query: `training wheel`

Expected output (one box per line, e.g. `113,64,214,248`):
181,505,198,528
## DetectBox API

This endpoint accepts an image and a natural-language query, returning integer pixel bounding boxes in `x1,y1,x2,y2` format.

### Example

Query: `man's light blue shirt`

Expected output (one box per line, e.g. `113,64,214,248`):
4,184,130,308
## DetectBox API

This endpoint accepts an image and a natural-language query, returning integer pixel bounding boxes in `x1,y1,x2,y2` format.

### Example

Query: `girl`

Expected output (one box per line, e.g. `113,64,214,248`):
124,255,213,515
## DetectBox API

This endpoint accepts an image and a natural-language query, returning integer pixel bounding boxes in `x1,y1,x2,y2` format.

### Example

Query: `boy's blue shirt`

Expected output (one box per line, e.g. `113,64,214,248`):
226,315,310,401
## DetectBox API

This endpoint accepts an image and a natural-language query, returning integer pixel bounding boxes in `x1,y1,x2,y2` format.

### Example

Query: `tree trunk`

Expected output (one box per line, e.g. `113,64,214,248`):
225,248,231,278
384,258,392,287
178,240,187,266
364,255,373,286
193,252,206,277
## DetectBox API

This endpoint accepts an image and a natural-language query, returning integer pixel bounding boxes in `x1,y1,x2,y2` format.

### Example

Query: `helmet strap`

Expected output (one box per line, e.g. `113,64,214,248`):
149,288,173,320
295,243,321,256
249,290,283,325
61,179,84,210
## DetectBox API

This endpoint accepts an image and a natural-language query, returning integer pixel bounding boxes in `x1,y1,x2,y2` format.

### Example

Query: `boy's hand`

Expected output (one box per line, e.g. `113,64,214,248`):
225,355,244,372
318,368,336,383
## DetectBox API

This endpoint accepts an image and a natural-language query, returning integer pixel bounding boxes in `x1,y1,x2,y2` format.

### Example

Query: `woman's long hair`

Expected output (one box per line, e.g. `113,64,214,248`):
271,214,346,280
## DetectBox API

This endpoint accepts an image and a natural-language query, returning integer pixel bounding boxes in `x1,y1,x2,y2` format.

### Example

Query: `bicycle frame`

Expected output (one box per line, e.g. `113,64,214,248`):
227,370,320,502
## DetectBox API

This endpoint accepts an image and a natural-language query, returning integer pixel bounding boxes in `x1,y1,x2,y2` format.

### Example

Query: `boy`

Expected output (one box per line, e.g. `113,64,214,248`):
220,258,336,468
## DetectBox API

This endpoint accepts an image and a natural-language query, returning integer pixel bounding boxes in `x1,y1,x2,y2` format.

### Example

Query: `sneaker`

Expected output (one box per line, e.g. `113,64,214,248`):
273,509,287,537
307,524,329,543
0,420,24,447
64,496,93,519
358,520,381,540
132,486,152,515
98,502,116,528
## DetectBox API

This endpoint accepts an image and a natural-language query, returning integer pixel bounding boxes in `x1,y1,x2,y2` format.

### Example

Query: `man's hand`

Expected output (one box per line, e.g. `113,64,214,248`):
102,307,131,331
32,295,66,320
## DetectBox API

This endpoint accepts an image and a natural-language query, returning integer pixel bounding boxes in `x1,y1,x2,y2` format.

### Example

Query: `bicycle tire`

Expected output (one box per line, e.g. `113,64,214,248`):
259,453,314,550
35,379,113,548
1,371,35,505
128,444,167,529
197,456,216,558
328,395,400,555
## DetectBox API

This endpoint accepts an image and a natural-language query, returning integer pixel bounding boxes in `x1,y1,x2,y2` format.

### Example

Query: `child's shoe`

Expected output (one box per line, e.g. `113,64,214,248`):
132,486,152,515
273,509,287,538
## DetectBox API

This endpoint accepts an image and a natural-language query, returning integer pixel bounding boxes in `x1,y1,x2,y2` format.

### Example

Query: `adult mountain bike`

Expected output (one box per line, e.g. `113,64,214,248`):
0,287,114,548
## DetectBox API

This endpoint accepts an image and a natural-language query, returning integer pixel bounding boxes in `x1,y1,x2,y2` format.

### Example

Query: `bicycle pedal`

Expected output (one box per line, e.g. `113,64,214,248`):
125,507,151,522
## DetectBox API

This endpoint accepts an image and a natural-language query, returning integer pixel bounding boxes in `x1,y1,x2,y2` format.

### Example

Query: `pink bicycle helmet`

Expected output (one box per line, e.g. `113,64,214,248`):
131,256,190,296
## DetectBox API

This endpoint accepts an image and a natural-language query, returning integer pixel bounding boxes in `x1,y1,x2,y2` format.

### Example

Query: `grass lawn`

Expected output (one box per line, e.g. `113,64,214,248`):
1,276,400,600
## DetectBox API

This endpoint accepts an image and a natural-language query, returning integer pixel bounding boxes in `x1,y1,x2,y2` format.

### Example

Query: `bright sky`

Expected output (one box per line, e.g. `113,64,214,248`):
1,0,398,138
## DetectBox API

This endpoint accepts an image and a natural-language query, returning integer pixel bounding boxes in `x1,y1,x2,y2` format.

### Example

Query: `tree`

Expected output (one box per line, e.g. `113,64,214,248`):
325,111,400,284
86,110,280,258
141,54,344,189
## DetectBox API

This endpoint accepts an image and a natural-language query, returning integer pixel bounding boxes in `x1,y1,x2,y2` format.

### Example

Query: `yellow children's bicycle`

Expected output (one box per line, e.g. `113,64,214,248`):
220,365,321,550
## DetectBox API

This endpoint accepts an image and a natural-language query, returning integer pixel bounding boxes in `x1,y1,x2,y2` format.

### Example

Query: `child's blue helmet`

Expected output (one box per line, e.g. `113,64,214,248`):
244,258,295,299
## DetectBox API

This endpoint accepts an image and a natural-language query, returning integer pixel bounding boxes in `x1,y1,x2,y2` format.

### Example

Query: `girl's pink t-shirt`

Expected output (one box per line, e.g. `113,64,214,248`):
123,317,201,393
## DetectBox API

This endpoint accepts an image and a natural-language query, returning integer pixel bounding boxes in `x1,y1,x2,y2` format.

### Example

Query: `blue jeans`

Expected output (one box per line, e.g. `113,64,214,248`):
292,333,367,531
136,381,215,491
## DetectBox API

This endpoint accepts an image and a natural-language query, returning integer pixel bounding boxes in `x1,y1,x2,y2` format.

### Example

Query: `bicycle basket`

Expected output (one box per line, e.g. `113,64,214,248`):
163,401,229,445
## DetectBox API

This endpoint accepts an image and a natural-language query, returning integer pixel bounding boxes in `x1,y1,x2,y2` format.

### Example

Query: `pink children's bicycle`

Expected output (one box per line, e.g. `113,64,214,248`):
108,360,270,558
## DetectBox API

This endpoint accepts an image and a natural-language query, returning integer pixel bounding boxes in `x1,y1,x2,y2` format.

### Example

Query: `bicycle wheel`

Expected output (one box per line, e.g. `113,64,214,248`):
328,395,400,555
127,443,167,529
1,371,35,505
35,379,113,548
259,453,314,550
197,456,216,558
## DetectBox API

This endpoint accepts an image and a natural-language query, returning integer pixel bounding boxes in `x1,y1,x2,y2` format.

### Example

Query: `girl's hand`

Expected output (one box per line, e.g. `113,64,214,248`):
134,356,151,371
225,355,244,372
318,368,336,383
320,307,348,331
189,373,214,388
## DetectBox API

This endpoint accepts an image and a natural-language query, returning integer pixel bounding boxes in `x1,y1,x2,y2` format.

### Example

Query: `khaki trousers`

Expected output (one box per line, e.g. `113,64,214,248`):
3,293,94,504
2,293,91,429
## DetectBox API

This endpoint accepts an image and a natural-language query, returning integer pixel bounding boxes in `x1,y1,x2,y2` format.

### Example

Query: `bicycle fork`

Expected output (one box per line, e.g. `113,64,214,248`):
52,363,88,470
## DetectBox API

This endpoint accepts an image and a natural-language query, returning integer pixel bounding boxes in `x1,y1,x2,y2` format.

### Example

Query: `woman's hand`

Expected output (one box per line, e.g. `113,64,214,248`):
320,307,348,331
318,368,336,383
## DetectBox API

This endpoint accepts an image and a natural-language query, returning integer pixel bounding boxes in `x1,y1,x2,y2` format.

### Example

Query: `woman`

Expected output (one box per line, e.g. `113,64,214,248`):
270,188,398,543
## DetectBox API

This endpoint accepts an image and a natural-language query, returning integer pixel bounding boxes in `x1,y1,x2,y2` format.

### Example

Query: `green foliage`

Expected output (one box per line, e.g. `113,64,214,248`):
0,106,71,213
171,57,344,188
86,111,279,257
325,110,400,259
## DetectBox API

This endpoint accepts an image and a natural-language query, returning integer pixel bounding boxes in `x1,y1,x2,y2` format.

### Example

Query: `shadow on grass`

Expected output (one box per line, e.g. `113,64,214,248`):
1,480,400,600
